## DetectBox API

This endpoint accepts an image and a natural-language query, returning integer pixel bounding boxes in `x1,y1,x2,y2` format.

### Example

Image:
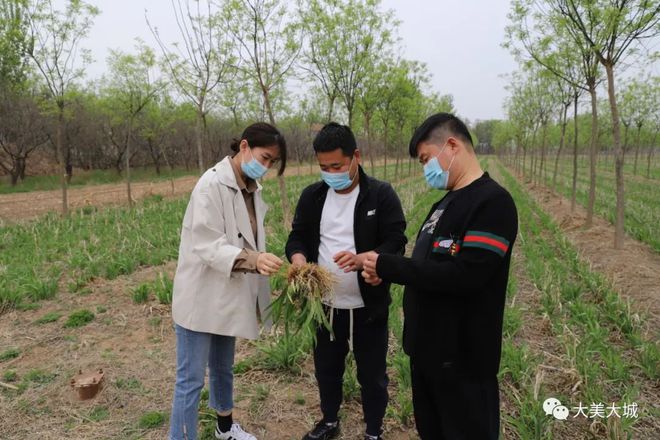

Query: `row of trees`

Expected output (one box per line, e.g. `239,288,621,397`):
498,0,659,249
0,0,453,219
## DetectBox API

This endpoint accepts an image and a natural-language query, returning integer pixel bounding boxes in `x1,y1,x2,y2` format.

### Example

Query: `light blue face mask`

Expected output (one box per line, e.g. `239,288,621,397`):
241,148,268,180
423,145,455,190
321,156,356,191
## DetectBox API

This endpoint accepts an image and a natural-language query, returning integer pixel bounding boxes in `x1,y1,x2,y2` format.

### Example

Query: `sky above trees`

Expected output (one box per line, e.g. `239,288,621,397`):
73,0,520,121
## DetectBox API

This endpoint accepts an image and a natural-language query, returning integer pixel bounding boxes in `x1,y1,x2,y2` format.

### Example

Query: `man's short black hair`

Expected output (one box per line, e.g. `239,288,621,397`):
313,122,357,156
408,113,474,157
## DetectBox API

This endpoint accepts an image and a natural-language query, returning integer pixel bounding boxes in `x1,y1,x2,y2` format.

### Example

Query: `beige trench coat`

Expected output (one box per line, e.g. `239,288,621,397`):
171,156,271,340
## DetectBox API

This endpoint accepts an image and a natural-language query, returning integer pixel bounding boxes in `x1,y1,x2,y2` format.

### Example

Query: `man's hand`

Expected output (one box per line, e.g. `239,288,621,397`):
257,253,284,275
333,251,366,273
290,253,307,268
361,251,382,286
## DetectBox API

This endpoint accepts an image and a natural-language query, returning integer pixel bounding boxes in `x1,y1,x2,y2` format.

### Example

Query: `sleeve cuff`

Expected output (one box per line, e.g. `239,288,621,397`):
232,249,260,273
286,249,308,262
376,254,400,283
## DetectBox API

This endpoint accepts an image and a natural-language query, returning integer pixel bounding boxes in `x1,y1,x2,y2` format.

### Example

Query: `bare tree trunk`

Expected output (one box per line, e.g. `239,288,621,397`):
56,107,69,215
327,94,335,122
553,104,569,189
277,174,290,225
162,149,175,195
586,84,599,227
539,122,548,185
532,131,536,183
394,151,400,181
365,114,375,175
65,164,72,184
527,144,536,183
264,90,276,128
263,89,290,228
604,64,625,249
126,122,133,207
571,93,579,211
383,130,388,181
7,156,27,185
529,128,538,183
647,131,657,179
394,126,402,180
633,124,642,175
18,157,26,181
196,106,205,174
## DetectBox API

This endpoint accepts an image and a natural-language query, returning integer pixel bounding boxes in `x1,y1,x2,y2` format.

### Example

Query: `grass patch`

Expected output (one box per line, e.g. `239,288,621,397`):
23,369,55,384
2,370,17,382
153,272,173,305
88,406,110,422
114,377,143,391
138,411,167,429
131,284,150,304
0,348,20,362
35,311,62,324
64,309,95,328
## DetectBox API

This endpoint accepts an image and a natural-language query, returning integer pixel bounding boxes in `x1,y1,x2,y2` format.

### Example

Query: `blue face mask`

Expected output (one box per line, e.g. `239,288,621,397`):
241,148,268,180
423,146,455,190
321,157,356,191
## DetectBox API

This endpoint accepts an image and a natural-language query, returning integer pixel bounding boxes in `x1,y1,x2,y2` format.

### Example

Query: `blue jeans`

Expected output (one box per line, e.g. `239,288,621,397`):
169,324,236,440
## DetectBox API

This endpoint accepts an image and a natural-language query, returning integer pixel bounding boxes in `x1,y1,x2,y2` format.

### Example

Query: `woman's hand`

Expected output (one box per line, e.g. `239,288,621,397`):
256,252,284,276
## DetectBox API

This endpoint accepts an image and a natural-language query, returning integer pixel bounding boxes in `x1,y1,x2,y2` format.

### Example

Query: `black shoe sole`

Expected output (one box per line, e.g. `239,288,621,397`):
302,427,340,440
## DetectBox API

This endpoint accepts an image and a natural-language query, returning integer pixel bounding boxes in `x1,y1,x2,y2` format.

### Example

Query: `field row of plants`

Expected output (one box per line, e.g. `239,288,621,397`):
3,157,657,438
0,163,412,313
489,158,658,439
517,155,660,252
0,167,199,195
551,154,660,182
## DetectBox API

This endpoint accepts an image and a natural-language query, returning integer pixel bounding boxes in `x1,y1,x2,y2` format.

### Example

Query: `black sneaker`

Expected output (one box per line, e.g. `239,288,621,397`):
302,420,340,440
365,430,383,440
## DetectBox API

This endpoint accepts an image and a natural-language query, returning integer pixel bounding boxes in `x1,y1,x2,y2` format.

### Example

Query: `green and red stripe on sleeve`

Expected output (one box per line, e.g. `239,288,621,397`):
462,230,510,257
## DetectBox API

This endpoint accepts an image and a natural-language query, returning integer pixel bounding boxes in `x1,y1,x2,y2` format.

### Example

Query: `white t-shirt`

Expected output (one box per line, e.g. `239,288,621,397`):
318,185,364,309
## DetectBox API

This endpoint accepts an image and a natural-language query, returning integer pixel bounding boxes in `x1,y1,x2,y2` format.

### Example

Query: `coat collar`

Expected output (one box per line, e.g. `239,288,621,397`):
213,156,265,250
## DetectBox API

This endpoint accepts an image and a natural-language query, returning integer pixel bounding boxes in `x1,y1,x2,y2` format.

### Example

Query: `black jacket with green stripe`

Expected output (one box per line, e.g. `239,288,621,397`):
377,172,518,378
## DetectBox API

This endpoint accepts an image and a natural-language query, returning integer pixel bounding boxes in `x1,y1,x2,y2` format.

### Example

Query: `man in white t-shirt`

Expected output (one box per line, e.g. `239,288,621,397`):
286,123,407,440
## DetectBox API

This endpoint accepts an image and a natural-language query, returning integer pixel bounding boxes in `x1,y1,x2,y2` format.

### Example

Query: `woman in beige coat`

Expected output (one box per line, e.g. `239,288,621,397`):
169,123,286,440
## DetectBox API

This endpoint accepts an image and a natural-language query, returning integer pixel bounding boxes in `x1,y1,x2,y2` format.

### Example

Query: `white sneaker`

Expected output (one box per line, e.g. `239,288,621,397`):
215,423,257,440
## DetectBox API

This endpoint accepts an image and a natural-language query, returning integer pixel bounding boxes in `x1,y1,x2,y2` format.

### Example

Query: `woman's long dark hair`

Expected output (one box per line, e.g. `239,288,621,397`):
230,122,287,176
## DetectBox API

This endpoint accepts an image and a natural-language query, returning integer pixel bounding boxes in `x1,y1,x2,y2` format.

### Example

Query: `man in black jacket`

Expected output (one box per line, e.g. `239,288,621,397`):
362,113,518,440
286,123,407,440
